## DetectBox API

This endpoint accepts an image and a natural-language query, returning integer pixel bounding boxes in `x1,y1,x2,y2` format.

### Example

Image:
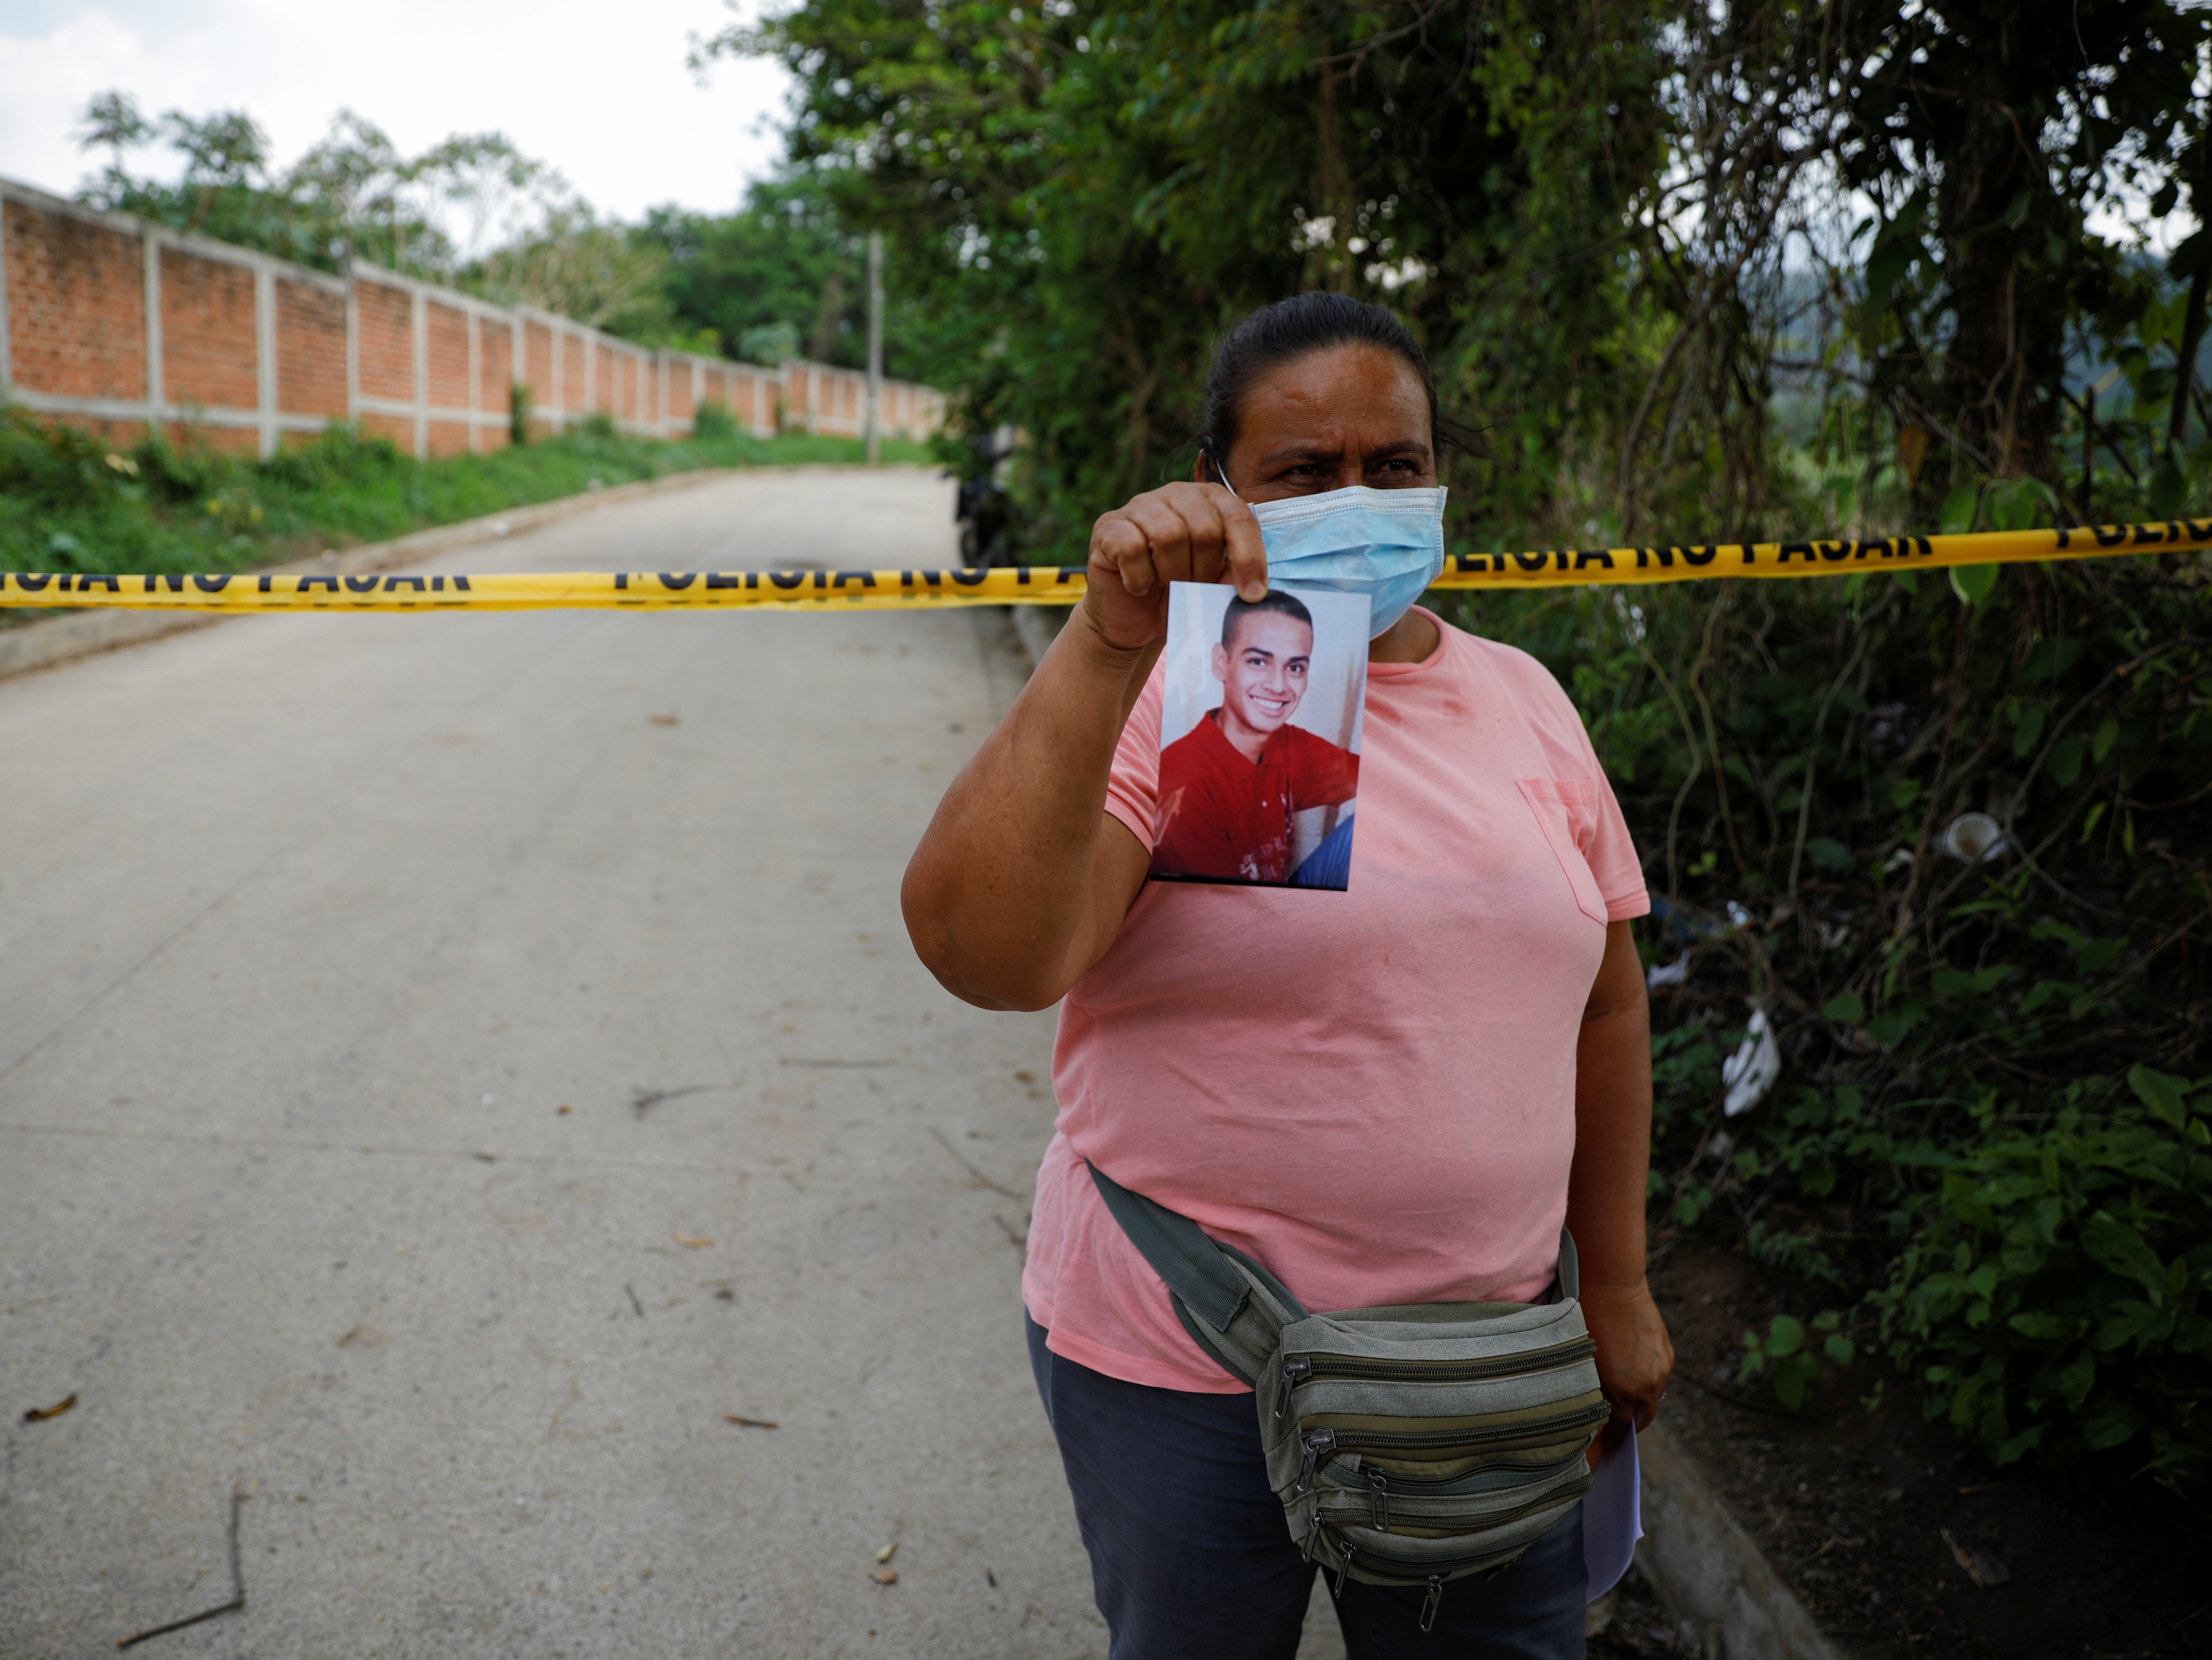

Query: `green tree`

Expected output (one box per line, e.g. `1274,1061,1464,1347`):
1624,2,2212,523
466,208,697,344
71,92,582,290
1835,0,2209,502
705,0,1674,539
632,176,902,370
74,90,152,191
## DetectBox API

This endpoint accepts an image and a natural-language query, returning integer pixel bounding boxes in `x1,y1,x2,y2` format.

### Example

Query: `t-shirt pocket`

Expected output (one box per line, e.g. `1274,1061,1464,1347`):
1517,777,1612,928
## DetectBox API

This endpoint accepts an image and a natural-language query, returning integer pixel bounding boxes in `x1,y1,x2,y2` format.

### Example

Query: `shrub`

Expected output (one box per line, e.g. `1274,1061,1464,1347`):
690,399,738,443
1871,1068,2212,1484
0,407,121,509
258,422,407,493
1736,1310,1856,1410
1455,496,2212,1490
130,427,245,507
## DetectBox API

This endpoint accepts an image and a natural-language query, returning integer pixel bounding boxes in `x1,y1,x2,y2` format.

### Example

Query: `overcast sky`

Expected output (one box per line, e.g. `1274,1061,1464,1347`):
0,0,791,221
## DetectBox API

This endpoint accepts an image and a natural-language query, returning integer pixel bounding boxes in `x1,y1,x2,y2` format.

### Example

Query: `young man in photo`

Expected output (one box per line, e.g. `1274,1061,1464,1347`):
1153,590,1359,882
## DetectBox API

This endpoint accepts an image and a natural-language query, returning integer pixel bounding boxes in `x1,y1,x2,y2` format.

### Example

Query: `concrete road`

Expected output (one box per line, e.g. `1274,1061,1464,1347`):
0,468,1117,1659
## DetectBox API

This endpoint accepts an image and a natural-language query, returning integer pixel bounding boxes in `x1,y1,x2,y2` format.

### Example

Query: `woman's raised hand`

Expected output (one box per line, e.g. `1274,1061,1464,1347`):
1083,482,1270,654
908,480,1255,1009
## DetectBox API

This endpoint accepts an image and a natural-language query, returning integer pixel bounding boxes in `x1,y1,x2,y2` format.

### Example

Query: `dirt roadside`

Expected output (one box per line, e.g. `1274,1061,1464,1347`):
1627,1240,2210,1659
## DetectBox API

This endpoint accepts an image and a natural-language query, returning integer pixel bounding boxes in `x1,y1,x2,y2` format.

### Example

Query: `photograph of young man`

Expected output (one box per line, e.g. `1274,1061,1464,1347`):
1153,589,1359,882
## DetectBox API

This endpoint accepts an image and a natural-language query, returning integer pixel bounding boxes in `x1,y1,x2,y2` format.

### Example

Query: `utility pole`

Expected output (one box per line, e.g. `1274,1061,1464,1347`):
864,230,884,464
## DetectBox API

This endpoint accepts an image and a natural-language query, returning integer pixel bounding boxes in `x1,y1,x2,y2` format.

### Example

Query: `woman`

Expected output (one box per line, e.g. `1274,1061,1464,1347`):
902,293,1673,1659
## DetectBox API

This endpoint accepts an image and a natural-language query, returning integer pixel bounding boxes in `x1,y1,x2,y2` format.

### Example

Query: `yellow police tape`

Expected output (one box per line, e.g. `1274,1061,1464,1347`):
2,520,2206,612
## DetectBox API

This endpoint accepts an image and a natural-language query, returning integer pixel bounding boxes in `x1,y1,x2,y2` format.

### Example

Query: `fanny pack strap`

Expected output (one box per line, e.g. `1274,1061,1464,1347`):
1552,1227,1581,1302
1087,1160,1583,1379
1086,1161,1253,1334
1086,1161,1309,1386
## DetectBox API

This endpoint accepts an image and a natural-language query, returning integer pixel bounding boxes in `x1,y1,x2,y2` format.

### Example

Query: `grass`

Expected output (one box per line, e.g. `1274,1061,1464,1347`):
0,407,937,598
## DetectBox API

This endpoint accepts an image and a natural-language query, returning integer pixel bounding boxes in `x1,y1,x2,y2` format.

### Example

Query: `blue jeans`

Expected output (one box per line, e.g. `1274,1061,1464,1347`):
1027,1316,1587,1660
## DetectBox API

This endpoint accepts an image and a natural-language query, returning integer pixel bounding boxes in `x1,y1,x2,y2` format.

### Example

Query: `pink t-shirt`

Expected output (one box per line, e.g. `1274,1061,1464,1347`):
1021,609,1650,1393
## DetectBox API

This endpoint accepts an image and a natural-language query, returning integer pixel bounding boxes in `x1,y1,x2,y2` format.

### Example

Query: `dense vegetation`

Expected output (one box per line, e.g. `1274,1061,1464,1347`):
0,410,923,587
1457,548,2211,1493
709,0,2212,1493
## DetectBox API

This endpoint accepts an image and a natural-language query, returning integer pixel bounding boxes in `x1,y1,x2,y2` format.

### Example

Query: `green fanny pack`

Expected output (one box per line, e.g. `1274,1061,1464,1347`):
1087,1162,1607,1632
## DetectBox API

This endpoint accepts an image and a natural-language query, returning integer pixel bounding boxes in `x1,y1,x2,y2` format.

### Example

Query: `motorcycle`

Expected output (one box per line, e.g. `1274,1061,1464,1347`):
951,429,1021,569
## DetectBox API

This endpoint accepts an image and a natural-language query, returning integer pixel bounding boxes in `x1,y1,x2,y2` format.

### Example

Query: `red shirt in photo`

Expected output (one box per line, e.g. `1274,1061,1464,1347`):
1153,709,1360,882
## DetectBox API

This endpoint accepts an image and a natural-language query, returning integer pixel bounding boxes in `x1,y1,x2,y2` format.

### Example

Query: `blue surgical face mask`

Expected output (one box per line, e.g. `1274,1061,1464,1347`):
1233,484,1448,638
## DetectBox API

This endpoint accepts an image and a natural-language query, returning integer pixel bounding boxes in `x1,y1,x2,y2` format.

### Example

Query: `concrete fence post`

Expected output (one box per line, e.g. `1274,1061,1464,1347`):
143,226,164,437
411,285,428,460
344,258,360,432
467,309,482,453
255,262,277,458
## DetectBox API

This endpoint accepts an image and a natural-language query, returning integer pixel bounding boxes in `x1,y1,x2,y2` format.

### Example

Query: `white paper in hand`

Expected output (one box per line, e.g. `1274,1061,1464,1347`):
1582,1423,1644,1601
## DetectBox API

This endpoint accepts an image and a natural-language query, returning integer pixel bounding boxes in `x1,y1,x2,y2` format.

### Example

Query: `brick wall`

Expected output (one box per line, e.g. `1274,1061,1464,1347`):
354,279,413,403
426,300,469,407
2,197,145,405
0,174,947,460
276,278,347,425
160,246,257,416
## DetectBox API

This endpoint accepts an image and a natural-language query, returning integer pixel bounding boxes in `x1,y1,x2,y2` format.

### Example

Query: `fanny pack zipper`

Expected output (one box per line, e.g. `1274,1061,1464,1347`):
1311,1485,1583,1573
1273,1335,1596,1418
1295,1401,1608,1491
1342,1459,1592,1532
1301,1492,1578,1618
1356,1449,1591,1499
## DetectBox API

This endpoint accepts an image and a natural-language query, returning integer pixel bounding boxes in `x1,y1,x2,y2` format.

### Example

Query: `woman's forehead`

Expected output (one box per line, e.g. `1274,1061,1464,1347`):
1243,344,1427,430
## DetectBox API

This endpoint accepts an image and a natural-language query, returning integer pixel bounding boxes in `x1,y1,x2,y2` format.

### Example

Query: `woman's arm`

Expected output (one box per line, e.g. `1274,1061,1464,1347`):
1567,919,1675,1434
901,482,1268,1011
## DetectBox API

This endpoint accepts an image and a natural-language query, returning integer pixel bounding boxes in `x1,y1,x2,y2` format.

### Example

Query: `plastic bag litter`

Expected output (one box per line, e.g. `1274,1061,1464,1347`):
1721,1008,1780,1117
